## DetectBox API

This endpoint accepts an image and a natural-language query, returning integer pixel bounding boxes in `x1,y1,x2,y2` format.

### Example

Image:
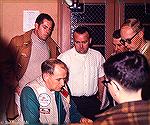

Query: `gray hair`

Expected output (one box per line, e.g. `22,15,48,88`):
121,18,143,33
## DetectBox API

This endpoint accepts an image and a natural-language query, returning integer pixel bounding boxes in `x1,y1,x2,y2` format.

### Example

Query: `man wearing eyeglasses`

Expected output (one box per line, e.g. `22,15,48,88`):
58,26,109,121
94,51,150,124
120,18,150,65
112,29,128,54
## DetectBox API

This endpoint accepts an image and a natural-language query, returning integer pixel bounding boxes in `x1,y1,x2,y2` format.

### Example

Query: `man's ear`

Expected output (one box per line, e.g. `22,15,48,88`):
114,80,123,89
89,38,92,44
43,73,49,81
111,80,122,95
34,23,39,29
139,30,144,38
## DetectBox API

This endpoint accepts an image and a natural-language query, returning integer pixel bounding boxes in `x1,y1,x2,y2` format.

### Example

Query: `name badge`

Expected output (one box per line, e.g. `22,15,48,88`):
38,93,51,107
39,108,50,114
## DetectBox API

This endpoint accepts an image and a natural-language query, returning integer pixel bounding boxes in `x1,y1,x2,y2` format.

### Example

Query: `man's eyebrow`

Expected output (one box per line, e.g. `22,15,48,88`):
112,43,116,46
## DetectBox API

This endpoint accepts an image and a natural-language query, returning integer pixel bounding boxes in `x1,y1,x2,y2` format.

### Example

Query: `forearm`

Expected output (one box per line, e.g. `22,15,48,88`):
98,76,105,102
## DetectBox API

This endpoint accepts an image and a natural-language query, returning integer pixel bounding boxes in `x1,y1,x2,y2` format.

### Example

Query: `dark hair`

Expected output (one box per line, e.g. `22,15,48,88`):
35,13,55,30
112,29,121,39
74,26,91,38
103,51,150,91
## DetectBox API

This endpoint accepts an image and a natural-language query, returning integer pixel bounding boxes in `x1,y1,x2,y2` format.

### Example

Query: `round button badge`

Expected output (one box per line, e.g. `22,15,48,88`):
38,93,51,107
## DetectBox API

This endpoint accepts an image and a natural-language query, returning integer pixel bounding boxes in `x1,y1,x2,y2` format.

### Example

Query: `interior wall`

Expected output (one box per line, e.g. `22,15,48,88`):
58,1,71,53
0,0,58,46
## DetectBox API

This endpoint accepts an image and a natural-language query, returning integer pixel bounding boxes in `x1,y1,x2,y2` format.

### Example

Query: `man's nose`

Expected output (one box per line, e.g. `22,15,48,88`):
124,42,129,47
79,43,83,48
115,46,118,51
60,79,65,86
45,29,51,34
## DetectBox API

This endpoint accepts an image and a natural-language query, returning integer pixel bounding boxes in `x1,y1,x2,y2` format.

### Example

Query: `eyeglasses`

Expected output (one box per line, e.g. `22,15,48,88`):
102,79,119,90
120,31,140,45
102,79,111,87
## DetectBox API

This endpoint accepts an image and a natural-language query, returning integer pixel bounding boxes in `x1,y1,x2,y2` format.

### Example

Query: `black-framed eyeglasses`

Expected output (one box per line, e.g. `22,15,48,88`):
102,79,111,87
102,79,119,90
120,30,140,45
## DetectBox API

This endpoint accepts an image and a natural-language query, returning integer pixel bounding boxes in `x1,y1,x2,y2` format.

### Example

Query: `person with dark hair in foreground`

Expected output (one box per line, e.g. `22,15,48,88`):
94,51,150,125
120,18,150,100
20,58,93,124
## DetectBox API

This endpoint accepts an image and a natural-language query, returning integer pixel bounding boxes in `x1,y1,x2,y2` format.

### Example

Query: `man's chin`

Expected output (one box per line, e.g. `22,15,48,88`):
57,89,62,92
77,51,87,54
42,36,49,41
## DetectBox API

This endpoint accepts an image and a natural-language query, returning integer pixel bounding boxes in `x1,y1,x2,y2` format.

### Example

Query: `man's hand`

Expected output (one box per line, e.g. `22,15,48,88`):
80,118,93,124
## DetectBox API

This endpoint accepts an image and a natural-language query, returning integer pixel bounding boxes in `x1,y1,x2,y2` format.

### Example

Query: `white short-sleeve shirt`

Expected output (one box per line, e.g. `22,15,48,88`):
58,47,105,96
